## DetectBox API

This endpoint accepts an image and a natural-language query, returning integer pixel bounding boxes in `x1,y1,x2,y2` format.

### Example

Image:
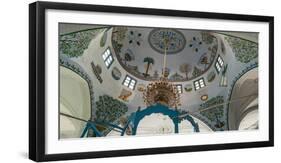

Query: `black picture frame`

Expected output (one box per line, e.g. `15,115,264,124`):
29,1,274,162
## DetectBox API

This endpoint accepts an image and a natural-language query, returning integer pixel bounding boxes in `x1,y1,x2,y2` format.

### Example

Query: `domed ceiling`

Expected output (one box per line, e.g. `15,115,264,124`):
111,27,218,81
58,23,259,138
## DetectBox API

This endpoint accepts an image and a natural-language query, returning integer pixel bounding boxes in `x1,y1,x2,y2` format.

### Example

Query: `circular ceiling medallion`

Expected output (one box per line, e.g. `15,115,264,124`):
111,67,122,80
137,84,146,92
200,95,208,101
184,84,193,92
148,29,186,54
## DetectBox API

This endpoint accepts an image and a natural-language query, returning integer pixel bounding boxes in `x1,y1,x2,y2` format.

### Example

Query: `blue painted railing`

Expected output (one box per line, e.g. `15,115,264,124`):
81,103,199,138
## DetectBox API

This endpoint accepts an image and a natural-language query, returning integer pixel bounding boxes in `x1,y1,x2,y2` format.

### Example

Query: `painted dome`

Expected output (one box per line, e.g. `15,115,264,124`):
111,27,218,82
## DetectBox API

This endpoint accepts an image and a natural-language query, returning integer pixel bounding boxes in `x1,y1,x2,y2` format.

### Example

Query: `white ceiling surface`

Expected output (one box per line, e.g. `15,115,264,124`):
69,26,255,111
65,25,259,129
121,28,215,110
116,27,214,78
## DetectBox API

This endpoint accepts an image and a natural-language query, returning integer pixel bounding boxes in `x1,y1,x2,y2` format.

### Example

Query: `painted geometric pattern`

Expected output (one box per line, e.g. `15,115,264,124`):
148,29,186,54
60,28,102,58
225,36,258,63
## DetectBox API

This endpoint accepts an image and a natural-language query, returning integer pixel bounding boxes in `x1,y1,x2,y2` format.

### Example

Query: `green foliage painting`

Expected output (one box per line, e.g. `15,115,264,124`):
225,36,258,63
95,95,128,123
192,66,203,78
201,32,215,44
100,30,108,47
60,28,102,58
143,57,155,78
199,96,224,122
207,71,216,82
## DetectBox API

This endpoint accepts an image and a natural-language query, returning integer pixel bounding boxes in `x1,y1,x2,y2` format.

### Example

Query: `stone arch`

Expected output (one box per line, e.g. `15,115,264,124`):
228,68,258,130
60,66,92,138
238,99,258,130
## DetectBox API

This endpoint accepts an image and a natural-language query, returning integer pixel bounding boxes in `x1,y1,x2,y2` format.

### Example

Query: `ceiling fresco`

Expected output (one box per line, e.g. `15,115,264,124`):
111,27,218,82
58,23,259,138
148,29,186,54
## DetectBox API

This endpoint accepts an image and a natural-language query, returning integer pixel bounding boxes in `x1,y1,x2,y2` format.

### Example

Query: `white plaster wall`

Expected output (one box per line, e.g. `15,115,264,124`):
60,66,91,138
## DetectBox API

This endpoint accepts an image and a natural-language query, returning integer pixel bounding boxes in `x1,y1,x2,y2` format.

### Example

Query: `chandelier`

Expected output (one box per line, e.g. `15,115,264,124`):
143,37,181,108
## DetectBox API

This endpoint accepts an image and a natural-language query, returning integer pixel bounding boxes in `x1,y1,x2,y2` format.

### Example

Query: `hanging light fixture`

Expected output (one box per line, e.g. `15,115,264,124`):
143,37,181,108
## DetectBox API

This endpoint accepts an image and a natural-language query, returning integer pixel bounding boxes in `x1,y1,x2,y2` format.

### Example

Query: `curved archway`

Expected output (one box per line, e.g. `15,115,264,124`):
228,68,258,130
238,107,258,130
179,116,213,133
130,104,199,135
137,113,175,135
60,66,91,138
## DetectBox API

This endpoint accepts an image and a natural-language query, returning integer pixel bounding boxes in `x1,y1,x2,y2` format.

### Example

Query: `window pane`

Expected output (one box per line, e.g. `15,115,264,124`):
104,52,109,58
123,75,137,90
216,62,219,68
216,64,221,71
108,56,112,61
123,81,129,86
